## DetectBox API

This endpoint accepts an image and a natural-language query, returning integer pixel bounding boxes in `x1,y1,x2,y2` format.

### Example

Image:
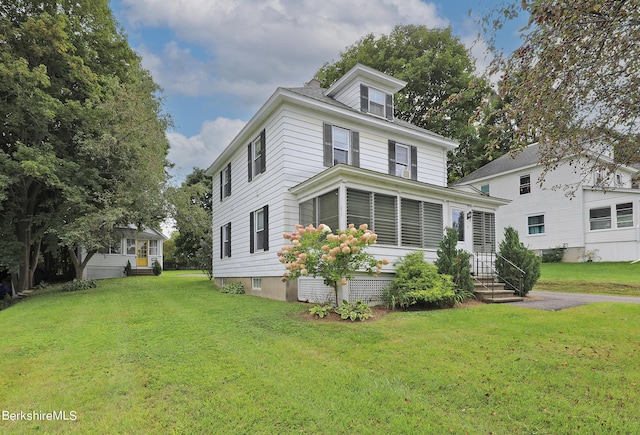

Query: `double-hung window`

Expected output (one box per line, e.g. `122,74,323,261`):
149,240,158,256
616,203,633,228
250,206,269,253
220,223,231,258
589,207,611,230
126,239,136,255
220,163,231,200
323,123,359,167
528,215,545,235
388,141,417,179
360,84,394,120
248,129,266,181
519,174,531,195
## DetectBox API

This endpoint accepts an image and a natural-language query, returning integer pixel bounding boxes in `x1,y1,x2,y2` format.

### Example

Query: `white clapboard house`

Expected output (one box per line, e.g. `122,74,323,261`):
455,143,640,262
205,64,509,303
83,226,166,279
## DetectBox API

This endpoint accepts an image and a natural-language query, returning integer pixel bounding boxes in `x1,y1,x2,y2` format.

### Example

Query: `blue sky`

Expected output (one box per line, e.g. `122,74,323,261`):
109,0,526,183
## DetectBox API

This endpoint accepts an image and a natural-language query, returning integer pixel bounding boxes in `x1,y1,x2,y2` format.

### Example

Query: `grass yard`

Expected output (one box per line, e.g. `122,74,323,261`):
1,271,640,434
536,262,640,296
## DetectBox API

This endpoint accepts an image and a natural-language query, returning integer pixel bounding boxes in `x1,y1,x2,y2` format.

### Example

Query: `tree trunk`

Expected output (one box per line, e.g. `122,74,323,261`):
68,246,97,280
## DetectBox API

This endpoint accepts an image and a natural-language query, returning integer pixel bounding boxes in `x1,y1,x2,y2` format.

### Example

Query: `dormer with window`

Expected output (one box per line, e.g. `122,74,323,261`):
324,64,406,122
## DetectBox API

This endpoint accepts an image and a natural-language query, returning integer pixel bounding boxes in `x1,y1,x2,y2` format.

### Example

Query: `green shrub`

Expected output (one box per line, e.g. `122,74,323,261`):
495,227,541,296
383,251,457,310
334,299,372,321
152,259,162,276
542,246,566,263
309,304,333,318
62,279,97,292
434,227,474,300
220,282,245,294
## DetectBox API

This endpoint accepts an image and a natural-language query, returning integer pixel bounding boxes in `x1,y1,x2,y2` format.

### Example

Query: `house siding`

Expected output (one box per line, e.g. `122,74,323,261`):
458,151,640,262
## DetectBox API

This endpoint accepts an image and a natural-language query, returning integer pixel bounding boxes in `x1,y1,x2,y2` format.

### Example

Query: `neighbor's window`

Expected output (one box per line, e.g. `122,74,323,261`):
589,207,611,230
527,215,545,235
252,278,262,290
519,174,531,195
616,202,633,228
480,184,490,195
149,240,158,256
126,239,136,255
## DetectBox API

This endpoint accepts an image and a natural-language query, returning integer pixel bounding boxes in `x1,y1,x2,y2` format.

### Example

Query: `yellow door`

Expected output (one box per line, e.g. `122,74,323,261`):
136,240,148,267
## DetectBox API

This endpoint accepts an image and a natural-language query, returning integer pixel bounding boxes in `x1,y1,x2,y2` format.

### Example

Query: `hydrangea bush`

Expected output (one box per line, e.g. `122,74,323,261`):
277,223,388,305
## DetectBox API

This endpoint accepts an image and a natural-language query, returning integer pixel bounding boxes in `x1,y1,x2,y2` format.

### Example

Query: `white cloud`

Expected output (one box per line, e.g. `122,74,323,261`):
166,117,246,182
120,0,450,110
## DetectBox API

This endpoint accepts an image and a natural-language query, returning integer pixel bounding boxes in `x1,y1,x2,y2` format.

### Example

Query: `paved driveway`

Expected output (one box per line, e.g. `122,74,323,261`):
507,291,640,311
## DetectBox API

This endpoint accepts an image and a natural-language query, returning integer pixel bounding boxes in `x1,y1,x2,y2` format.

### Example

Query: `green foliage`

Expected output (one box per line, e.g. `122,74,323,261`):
152,259,162,276
124,260,132,277
61,279,97,292
383,251,456,310
0,1,170,290
496,227,541,296
220,282,245,295
168,169,213,270
435,227,474,300
315,24,499,183
308,304,333,319
542,246,566,263
334,299,372,321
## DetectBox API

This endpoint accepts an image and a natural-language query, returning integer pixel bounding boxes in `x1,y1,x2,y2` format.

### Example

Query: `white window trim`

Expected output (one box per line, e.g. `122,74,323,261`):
332,125,350,165
252,278,262,290
395,143,410,177
527,214,545,236
519,174,531,195
254,208,265,252
251,134,264,178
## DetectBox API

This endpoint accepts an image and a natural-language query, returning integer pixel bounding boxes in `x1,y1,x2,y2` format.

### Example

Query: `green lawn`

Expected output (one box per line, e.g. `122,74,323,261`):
536,262,640,296
1,271,640,434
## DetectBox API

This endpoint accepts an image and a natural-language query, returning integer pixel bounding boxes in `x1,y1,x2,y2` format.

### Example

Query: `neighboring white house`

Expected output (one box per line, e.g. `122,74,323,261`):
205,64,509,303
84,226,166,279
455,143,640,262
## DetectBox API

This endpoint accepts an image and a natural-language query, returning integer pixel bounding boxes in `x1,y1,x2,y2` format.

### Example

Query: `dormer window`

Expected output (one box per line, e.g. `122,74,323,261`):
360,84,393,120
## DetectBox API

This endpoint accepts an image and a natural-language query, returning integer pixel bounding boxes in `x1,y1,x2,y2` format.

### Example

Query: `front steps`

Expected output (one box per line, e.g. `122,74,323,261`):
473,277,524,303
131,268,154,277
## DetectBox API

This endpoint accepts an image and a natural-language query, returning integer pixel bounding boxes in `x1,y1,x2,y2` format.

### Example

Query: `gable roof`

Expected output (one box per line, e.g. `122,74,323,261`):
455,143,543,184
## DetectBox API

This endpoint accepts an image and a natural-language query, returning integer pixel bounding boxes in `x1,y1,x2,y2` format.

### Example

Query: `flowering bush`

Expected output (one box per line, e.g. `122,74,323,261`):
277,223,388,304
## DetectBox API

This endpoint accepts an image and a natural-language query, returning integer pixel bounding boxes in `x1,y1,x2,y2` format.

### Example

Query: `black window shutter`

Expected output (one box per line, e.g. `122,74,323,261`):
351,131,360,168
260,129,266,174
227,223,231,258
263,205,269,251
227,163,232,197
410,146,418,180
247,143,253,182
323,123,333,167
385,93,393,120
388,140,396,175
249,212,255,254
360,84,369,113
220,226,223,259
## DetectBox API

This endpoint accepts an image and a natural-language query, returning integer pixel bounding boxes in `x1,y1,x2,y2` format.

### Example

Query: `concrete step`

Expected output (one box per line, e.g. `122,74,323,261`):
474,289,524,303
131,269,154,276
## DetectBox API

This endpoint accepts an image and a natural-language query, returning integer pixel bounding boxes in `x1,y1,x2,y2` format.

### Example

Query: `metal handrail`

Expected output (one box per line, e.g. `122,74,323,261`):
473,252,526,298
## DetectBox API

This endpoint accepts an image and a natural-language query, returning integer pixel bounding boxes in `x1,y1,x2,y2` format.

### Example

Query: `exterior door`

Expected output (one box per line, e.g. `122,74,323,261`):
136,240,148,267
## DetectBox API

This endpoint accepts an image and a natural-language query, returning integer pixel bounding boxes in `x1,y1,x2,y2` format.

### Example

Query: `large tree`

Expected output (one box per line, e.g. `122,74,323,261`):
167,169,213,278
479,0,640,187
0,1,170,289
315,24,499,182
